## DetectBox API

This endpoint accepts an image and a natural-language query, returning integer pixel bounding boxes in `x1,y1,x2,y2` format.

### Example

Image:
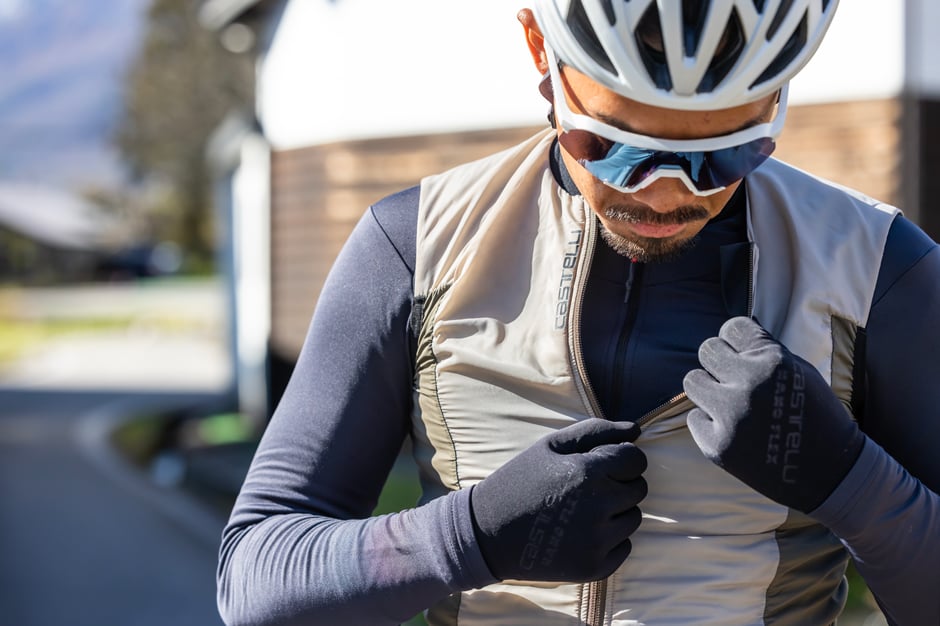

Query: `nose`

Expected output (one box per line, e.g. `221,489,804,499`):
626,177,702,214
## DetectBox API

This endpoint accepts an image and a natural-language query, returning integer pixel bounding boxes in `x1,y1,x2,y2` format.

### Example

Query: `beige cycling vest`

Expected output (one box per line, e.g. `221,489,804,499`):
410,129,898,625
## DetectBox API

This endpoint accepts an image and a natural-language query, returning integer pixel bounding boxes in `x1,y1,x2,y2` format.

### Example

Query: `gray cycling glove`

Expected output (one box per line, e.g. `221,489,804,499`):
683,316,865,514
469,418,647,582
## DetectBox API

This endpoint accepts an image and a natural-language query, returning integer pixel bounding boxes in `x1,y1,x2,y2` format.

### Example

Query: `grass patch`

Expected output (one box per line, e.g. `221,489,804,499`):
110,414,168,467
0,315,210,367
373,466,423,516
195,412,255,446
0,317,136,366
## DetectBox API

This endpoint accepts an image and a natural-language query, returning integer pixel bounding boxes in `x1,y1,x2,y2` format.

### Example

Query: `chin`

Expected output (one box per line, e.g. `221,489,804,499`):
599,226,699,263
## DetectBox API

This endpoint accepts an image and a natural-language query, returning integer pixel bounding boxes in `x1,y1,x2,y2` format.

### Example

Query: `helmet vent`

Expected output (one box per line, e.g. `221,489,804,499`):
697,8,745,93
767,0,796,40
752,12,808,88
635,3,673,91
566,0,616,75
681,0,710,58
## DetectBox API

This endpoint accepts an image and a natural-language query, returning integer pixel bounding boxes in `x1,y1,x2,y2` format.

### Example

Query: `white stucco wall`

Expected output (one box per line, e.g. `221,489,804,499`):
258,0,907,149
787,0,904,105
258,0,546,149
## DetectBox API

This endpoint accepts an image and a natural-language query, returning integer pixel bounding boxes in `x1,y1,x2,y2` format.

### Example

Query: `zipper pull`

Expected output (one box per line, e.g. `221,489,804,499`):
624,259,637,304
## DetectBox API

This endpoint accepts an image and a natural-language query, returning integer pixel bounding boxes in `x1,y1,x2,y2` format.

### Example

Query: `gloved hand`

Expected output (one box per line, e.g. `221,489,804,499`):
470,418,647,582
682,316,865,514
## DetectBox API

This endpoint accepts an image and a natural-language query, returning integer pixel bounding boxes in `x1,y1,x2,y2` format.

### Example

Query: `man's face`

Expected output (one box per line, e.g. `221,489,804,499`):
555,64,778,262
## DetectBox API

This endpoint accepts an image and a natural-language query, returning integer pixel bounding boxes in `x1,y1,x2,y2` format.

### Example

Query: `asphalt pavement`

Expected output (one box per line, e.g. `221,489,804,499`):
0,280,236,625
0,389,230,626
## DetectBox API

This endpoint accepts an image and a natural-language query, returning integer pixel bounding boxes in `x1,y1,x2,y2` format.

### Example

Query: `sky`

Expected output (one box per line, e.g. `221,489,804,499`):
0,0,149,191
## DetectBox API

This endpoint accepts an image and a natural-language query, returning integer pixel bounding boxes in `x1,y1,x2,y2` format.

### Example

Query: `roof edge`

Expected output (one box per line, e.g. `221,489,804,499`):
199,0,264,31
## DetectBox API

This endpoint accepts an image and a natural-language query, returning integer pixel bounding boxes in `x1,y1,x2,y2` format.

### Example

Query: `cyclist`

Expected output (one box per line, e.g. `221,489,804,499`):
218,2,940,624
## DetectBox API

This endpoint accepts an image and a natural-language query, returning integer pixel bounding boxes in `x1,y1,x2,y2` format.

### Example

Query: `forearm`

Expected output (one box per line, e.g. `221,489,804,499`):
218,488,493,626
812,439,940,625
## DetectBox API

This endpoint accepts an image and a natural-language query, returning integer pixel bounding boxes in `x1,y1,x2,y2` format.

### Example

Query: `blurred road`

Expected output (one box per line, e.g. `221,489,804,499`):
0,280,234,625
0,389,228,626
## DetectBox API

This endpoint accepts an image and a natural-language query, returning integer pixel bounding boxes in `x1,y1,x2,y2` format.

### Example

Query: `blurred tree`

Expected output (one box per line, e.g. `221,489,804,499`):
115,0,254,272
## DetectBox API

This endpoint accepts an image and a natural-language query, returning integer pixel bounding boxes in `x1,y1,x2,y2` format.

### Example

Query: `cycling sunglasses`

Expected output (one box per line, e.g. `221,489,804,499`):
544,47,787,197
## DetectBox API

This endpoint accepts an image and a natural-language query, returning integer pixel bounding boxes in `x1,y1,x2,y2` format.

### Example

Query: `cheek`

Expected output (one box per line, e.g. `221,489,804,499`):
559,148,614,203
702,184,742,217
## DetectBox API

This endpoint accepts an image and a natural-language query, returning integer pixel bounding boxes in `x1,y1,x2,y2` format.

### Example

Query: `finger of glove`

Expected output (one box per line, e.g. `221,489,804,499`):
599,477,649,514
595,536,634,580
719,316,778,354
696,336,752,382
585,442,648,481
682,367,727,412
549,418,641,454
592,507,643,553
610,504,644,538
686,407,726,462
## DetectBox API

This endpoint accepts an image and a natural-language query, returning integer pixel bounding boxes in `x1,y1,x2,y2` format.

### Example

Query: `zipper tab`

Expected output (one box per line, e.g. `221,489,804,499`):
636,392,695,429
623,260,636,304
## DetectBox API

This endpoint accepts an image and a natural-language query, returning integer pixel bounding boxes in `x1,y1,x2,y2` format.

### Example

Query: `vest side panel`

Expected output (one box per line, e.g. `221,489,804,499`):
830,315,859,416
762,510,849,625
412,284,461,498
746,158,898,382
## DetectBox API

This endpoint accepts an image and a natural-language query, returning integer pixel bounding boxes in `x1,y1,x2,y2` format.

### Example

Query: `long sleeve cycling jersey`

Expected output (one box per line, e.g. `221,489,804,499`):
217,144,940,626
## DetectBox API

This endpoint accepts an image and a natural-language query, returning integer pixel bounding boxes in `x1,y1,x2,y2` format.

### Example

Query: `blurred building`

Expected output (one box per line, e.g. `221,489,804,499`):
201,0,940,423
0,183,123,284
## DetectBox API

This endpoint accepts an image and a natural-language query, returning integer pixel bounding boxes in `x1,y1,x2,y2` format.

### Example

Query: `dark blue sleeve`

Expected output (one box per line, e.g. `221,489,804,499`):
811,215,940,625
217,187,494,626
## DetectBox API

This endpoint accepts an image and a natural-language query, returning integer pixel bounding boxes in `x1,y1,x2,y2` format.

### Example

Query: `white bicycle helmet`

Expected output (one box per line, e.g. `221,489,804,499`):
532,0,839,110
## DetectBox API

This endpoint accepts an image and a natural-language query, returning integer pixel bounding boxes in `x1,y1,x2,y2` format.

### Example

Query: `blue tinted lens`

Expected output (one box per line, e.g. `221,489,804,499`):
701,138,776,186
580,144,657,188
564,130,775,192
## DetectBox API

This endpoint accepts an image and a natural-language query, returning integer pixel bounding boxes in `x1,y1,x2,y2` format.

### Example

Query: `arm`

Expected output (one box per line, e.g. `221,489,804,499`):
811,216,940,625
217,189,493,626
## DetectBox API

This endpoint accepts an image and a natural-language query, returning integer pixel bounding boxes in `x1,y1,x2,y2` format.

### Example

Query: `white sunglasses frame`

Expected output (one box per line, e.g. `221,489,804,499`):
545,46,788,196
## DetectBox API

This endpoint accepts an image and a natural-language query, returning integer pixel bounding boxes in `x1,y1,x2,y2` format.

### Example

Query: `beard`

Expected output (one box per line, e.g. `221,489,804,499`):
600,203,711,263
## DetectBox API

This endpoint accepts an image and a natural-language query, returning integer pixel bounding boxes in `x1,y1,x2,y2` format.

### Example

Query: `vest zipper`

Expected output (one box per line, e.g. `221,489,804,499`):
580,229,757,626
567,215,609,626
636,392,695,428
586,577,607,626
569,215,604,419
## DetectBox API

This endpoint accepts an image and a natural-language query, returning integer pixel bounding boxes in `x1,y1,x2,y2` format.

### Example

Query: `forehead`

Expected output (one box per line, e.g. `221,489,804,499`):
559,63,777,141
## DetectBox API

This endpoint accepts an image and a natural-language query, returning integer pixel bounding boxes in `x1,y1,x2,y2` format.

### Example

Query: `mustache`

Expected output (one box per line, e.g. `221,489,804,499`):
604,204,710,226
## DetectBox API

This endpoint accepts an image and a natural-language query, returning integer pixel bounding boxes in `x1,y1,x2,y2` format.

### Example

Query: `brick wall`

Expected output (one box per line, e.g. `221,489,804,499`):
774,98,902,207
269,98,903,360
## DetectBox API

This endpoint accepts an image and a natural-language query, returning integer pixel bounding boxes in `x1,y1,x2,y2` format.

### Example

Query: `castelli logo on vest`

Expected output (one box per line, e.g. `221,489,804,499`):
554,229,582,330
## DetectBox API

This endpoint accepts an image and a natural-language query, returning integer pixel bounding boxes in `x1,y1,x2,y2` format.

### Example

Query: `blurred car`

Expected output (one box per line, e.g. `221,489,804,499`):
95,241,183,280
